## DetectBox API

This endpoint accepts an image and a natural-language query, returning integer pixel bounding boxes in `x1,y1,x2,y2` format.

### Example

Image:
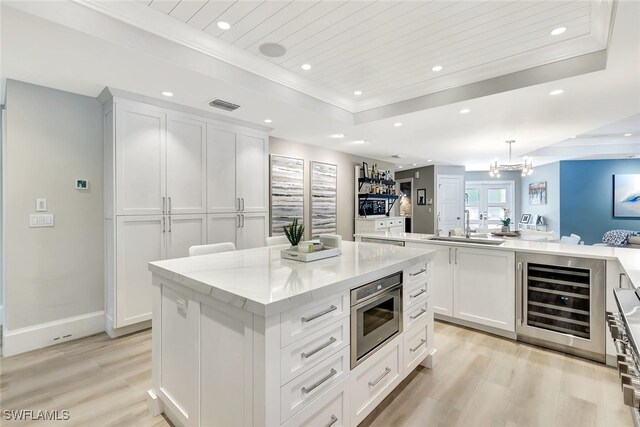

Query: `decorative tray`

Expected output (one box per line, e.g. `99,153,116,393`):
280,247,342,262
491,231,521,237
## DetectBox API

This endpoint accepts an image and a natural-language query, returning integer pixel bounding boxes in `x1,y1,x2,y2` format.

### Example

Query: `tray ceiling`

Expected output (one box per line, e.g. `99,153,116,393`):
137,0,611,109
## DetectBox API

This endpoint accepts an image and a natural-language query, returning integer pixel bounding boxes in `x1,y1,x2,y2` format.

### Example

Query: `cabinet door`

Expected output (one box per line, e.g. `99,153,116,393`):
454,247,515,332
116,215,165,327
116,102,166,215
236,131,268,212
407,243,453,316
207,213,238,247
207,124,238,213
166,115,206,214
238,213,267,249
166,214,207,259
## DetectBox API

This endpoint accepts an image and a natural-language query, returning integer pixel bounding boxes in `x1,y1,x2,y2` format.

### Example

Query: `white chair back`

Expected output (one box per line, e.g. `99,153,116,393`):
265,235,290,246
521,229,555,241
189,242,236,256
560,234,581,245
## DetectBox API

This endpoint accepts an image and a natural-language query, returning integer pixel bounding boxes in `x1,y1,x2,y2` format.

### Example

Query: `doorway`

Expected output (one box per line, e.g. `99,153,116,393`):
465,180,515,232
397,178,413,233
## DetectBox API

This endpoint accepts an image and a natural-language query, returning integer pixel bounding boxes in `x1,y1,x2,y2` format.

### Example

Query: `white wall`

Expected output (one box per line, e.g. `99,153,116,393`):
269,137,395,241
4,80,104,332
520,162,560,237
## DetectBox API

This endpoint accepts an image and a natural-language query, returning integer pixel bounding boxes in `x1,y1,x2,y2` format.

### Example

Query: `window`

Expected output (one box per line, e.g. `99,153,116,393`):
465,181,514,231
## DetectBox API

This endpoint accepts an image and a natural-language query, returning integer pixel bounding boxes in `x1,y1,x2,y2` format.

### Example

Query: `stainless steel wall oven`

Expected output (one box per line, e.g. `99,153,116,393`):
351,272,403,368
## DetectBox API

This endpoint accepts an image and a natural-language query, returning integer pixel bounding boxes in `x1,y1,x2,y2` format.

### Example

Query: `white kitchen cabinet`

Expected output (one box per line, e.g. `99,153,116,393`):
354,217,405,234
115,102,166,216
166,214,207,259
454,247,515,332
166,116,207,214
207,126,268,214
406,242,453,316
207,212,267,250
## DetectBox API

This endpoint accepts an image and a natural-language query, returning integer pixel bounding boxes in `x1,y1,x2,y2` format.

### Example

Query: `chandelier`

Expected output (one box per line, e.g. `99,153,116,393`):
489,140,533,177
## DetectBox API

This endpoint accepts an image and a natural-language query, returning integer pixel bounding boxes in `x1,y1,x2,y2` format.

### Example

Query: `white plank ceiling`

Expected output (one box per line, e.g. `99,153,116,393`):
140,0,596,104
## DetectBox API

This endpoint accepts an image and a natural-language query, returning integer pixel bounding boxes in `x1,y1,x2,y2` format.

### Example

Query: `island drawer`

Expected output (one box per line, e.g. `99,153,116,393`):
350,335,402,425
281,291,349,347
281,346,350,423
404,280,429,310
405,262,428,284
281,317,350,385
281,377,350,427
404,297,432,331
403,316,432,373
374,220,388,230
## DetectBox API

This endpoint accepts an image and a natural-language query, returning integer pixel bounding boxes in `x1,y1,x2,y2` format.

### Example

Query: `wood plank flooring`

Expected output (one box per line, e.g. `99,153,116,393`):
0,322,631,427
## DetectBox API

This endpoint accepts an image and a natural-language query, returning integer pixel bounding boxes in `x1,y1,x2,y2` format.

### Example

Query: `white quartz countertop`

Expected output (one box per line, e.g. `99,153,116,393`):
355,231,640,289
149,241,433,317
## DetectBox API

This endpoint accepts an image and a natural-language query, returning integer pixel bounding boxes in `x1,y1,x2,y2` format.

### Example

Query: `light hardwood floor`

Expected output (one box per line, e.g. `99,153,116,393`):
0,322,631,427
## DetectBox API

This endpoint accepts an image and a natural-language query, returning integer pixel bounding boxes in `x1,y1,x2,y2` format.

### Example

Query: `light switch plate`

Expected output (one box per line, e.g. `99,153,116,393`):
36,198,47,212
29,214,54,228
75,179,88,190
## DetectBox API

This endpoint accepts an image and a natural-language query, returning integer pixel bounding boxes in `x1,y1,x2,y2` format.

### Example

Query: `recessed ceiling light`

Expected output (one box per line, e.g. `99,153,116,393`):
264,119,272,123
330,134,345,138
301,63,311,71
394,122,402,127
354,140,369,144
411,163,417,166
459,108,471,114
398,165,404,169
427,159,433,162
624,133,632,137
217,21,231,30
353,90,363,96
569,135,576,138
550,27,566,36
549,89,564,96
161,91,173,97
432,65,443,72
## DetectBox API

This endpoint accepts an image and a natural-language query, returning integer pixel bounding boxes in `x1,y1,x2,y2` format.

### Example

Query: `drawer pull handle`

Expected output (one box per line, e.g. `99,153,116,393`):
410,289,426,299
410,268,426,277
301,337,337,359
410,339,427,352
410,308,427,320
302,305,337,323
326,415,338,427
368,367,391,386
302,368,337,394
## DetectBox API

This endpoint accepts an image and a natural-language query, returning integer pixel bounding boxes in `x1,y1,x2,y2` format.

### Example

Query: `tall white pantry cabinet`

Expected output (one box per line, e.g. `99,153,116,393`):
103,96,269,336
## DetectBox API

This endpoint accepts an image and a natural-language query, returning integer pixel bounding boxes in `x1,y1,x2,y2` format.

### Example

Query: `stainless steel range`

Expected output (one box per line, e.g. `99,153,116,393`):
610,288,640,427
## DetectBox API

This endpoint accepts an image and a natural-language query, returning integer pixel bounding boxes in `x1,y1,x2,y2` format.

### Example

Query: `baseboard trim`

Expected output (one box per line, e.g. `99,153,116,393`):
435,314,517,340
3,310,104,356
105,317,151,338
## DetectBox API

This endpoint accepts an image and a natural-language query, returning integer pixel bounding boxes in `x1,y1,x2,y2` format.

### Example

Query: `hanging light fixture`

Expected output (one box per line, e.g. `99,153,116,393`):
489,140,533,177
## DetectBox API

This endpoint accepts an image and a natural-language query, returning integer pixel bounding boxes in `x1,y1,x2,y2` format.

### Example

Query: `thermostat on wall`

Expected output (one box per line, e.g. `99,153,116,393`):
75,179,88,190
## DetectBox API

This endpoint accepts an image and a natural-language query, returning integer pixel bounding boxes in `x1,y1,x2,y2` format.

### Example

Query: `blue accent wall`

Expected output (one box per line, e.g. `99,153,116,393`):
560,159,640,244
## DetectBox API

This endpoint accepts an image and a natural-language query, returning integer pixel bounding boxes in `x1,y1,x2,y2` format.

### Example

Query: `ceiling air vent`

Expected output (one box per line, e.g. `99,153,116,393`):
209,99,240,112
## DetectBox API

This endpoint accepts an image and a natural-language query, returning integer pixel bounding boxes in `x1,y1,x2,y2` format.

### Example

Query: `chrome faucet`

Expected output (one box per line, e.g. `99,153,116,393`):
464,209,471,238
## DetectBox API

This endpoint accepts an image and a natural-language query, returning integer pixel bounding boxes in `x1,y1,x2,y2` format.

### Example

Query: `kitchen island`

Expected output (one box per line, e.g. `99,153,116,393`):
355,231,640,366
147,241,436,427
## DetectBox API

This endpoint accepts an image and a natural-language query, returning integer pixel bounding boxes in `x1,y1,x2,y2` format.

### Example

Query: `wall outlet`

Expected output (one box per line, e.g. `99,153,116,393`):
36,198,47,212
29,213,54,228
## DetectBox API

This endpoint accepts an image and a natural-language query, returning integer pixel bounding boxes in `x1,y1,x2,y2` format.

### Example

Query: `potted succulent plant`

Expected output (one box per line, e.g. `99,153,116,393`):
283,218,305,250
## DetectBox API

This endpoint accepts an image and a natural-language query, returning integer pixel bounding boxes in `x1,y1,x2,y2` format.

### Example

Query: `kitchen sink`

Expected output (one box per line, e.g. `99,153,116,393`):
429,235,505,245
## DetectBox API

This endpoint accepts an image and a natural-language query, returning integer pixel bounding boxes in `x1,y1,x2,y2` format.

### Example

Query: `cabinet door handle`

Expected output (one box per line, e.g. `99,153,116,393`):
241,214,245,227
168,216,172,232
410,289,426,299
368,367,391,386
325,415,338,427
448,248,452,264
301,337,337,359
454,248,458,264
237,197,241,211
162,216,166,233
236,215,241,229
517,262,524,326
301,305,337,323
620,273,627,289
410,308,427,320
410,339,427,352
410,268,426,277
241,197,245,211
168,196,172,213
162,197,166,214
301,368,337,394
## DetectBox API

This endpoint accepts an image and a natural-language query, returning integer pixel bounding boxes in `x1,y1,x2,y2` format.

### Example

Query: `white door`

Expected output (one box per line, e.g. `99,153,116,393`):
436,175,464,235
207,213,239,247
207,124,238,213
166,115,207,214
408,243,453,316
115,102,166,216
453,247,515,332
166,214,207,259
465,181,514,232
236,132,268,213
116,215,165,327
238,213,267,249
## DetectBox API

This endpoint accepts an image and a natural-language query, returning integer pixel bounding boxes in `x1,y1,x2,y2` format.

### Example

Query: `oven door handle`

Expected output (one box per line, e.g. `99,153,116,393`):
352,284,402,310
